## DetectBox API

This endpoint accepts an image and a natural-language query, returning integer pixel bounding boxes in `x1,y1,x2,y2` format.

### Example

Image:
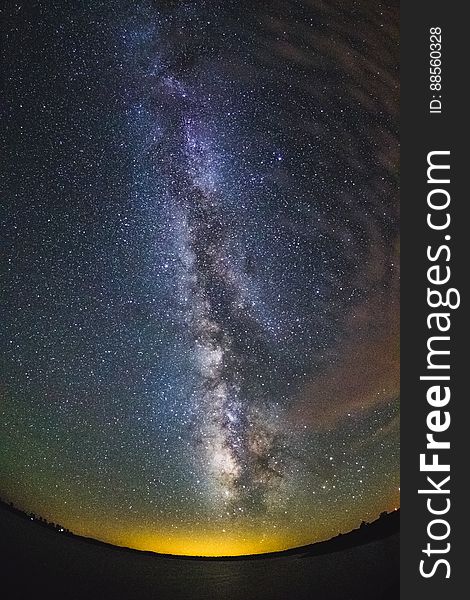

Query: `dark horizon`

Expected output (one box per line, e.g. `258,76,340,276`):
0,501,399,599
0,497,399,560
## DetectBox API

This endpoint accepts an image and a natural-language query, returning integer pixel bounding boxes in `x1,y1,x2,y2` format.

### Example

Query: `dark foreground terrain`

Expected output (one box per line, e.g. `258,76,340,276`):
0,504,399,600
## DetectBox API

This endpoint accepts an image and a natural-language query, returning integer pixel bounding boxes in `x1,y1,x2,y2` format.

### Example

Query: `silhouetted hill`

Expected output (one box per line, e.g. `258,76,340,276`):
0,498,398,560
297,510,399,559
0,500,399,599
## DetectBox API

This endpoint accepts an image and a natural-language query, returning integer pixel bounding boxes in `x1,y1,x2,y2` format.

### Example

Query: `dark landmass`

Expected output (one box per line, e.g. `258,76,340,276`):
0,498,399,560
0,500,399,599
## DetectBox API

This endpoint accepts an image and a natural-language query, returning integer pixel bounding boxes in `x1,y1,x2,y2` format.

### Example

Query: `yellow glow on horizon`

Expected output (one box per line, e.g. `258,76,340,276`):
48,517,305,557
42,503,401,557
27,490,401,558
120,531,293,557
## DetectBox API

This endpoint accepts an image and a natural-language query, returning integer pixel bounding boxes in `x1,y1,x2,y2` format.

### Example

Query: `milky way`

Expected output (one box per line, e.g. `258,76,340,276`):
1,0,399,555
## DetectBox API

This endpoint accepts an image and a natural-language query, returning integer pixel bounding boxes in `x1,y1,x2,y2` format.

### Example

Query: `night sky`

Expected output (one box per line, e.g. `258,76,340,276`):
0,0,399,556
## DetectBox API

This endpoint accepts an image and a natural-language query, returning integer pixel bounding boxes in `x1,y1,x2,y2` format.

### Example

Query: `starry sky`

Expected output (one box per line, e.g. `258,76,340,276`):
0,0,399,556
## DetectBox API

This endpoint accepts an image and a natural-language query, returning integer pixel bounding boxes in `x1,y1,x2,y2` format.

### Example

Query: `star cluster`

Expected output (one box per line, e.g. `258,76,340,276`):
0,0,399,556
